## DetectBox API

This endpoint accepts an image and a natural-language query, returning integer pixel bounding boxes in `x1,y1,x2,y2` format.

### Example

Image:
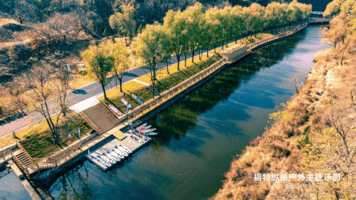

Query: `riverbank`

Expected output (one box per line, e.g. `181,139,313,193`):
42,25,327,200
213,31,356,199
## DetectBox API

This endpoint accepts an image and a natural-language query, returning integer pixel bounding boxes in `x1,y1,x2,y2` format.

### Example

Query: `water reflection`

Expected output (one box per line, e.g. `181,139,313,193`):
149,30,306,151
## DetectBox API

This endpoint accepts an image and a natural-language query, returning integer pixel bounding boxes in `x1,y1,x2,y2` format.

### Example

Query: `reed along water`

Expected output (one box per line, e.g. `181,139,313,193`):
1,26,329,200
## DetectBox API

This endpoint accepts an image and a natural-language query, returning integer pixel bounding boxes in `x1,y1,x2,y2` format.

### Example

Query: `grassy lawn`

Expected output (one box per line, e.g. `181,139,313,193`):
0,112,91,158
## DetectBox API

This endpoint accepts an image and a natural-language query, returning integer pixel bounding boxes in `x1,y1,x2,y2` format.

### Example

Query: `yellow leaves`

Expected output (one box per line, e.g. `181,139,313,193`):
269,110,290,122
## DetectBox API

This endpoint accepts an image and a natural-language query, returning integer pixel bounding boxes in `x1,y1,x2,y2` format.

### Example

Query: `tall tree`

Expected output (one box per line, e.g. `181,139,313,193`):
81,44,115,100
205,7,223,53
185,3,204,63
163,10,186,71
246,3,266,36
25,67,62,143
322,14,348,48
107,40,130,92
324,0,345,17
133,23,167,98
109,2,136,44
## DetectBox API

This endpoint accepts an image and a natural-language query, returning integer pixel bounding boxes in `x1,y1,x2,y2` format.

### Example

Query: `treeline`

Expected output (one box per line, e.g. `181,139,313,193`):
134,0,311,71
0,0,316,42
81,0,311,103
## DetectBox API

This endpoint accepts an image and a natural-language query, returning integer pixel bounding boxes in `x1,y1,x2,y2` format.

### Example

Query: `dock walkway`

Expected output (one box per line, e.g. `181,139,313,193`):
86,133,151,171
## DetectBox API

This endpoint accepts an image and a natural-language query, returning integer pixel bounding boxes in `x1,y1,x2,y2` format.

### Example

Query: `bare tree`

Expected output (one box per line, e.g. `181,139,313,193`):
25,67,66,143
288,75,303,94
325,100,355,156
54,65,71,117
13,0,38,24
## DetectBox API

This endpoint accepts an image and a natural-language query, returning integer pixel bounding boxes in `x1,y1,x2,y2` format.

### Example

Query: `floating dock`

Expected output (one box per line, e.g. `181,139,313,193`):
86,133,151,171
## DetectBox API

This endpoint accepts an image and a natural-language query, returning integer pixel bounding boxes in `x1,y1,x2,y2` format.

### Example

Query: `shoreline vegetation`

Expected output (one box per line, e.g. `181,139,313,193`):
213,0,356,199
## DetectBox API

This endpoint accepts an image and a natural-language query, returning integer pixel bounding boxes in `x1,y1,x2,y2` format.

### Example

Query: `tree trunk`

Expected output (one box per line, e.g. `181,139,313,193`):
101,81,108,100
206,47,209,57
185,52,187,66
166,62,170,74
176,55,180,70
191,49,195,63
340,34,353,65
119,78,123,92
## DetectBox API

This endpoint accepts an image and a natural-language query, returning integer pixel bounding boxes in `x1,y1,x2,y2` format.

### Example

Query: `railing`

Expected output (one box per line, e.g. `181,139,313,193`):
10,150,30,177
246,23,308,51
79,112,99,132
32,133,95,171
0,167,10,179
113,23,310,126
115,58,227,125
0,144,16,164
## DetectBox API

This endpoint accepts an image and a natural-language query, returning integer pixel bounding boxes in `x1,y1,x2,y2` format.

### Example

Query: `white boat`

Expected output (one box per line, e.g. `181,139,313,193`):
113,148,126,158
141,128,156,133
136,123,147,130
91,154,111,167
130,135,142,143
147,132,158,136
143,125,152,129
107,150,123,160
96,154,114,165
103,152,118,163
119,145,132,154
113,148,127,158
115,146,130,156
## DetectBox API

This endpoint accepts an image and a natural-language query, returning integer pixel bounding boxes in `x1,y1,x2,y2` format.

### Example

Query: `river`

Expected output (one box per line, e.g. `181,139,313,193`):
0,25,329,200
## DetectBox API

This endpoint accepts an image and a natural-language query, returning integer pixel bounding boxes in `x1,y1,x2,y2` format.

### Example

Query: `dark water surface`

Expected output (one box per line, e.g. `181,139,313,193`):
0,170,32,200
0,26,329,200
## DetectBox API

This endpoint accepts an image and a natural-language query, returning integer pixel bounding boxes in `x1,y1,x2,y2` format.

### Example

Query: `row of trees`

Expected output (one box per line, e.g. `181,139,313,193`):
132,1,311,97
82,1,312,101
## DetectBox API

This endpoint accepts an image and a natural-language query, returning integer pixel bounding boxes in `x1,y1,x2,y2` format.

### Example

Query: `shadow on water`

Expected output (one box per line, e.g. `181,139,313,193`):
148,30,306,151
47,160,163,200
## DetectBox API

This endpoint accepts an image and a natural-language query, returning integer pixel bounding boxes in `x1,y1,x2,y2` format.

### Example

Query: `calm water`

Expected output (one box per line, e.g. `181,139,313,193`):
0,170,32,200
0,26,329,200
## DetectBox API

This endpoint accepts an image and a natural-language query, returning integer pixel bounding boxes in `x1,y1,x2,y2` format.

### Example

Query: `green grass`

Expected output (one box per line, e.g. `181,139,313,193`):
21,113,91,158
103,54,220,114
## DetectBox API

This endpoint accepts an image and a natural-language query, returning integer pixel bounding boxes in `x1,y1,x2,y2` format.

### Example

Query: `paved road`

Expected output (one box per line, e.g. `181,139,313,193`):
0,50,204,138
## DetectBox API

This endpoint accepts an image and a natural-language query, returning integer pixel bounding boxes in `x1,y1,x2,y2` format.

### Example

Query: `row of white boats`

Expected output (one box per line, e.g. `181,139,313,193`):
89,145,132,167
88,123,157,168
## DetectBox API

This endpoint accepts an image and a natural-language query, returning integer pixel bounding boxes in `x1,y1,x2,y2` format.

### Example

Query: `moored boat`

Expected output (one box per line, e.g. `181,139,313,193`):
141,128,156,133
143,125,152,129
119,145,132,154
147,132,158,136
136,123,147,130
103,152,119,163
114,146,129,156
91,154,111,167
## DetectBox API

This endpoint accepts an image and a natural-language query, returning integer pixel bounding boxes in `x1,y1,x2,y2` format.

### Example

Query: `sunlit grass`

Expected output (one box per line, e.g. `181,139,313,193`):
101,52,220,113
0,112,91,158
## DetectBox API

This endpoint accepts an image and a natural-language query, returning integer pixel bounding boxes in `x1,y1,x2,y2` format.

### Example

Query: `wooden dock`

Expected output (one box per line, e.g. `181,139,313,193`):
86,133,151,171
